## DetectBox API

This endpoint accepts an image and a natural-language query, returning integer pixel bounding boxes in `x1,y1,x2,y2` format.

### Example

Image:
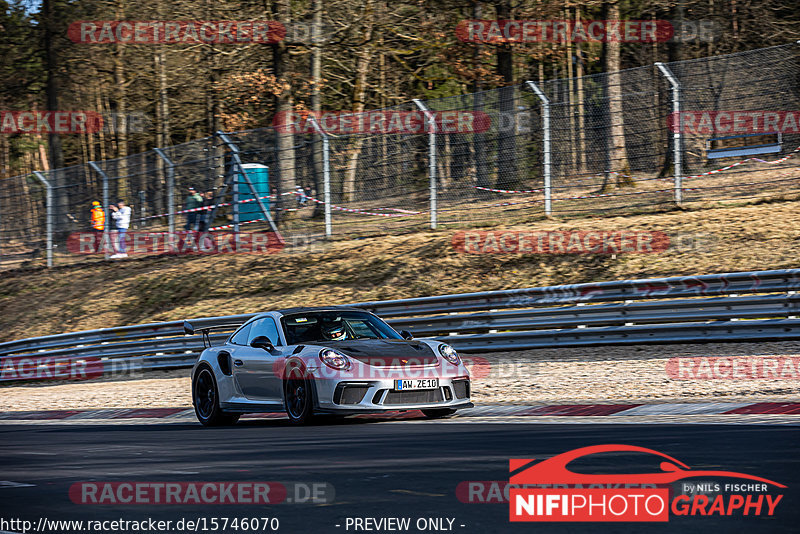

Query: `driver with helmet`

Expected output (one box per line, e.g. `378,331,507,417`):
321,323,347,341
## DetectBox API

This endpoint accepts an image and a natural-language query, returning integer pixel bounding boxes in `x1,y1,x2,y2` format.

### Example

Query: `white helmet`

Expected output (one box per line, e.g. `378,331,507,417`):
322,324,346,341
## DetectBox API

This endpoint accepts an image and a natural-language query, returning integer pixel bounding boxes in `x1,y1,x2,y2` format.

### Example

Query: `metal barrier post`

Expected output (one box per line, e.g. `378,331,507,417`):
88,161,112,259
32,171,53,267
525,81,552,216
307,116,332,238
656,62,683,205
412,99,437,229
153,148,176,235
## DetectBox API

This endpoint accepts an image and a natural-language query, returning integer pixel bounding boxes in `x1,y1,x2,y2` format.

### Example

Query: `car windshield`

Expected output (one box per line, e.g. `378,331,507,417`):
281,311,402,344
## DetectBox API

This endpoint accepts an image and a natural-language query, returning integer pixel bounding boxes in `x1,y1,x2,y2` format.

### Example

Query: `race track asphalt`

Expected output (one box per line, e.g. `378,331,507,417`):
0,421,798,534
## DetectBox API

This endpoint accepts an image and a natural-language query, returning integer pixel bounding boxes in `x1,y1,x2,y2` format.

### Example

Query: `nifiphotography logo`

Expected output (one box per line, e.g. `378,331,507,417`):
509,445,785,522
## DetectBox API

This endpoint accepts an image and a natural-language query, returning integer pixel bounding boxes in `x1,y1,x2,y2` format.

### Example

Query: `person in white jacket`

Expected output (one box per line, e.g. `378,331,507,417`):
110,199,132,258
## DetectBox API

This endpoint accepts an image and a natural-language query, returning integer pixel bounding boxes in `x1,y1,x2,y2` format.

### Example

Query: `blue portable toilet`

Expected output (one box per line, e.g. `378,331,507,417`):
235,164,270,223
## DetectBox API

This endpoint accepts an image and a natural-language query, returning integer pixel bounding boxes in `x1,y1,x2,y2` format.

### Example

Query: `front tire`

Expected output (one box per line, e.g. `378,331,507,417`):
193,366,240,426
284,368,315,425
421,408,457,419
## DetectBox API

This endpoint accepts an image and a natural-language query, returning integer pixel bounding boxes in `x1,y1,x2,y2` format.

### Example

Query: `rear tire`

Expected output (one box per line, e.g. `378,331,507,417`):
421,408,457,419
193,366,240,426
284,368,315,425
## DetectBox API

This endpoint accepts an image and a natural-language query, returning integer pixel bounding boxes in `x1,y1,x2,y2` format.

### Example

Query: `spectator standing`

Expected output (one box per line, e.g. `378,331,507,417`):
109,199,132,258
90,201,105,234
184,186,203,230
197,190,215,232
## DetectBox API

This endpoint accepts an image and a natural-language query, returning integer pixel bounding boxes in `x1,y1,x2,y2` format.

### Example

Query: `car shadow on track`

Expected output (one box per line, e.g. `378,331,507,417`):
234,410,432,427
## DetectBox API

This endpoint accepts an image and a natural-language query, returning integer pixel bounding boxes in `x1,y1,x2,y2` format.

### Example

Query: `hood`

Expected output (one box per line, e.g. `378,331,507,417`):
313,339,439,367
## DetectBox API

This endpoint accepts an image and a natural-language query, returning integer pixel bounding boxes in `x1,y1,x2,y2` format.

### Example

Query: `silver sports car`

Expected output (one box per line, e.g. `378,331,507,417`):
184,307,473,426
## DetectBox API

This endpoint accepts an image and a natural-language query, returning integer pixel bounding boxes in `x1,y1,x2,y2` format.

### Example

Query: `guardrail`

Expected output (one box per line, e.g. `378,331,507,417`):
1,269,799,382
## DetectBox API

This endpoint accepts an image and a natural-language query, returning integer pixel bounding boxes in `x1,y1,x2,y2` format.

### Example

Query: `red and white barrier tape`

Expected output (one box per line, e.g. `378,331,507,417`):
139,191,297,221
684,144,800,179
465,186,705,210
304,195,422,217
683,160,748,180
473,146,800,194
135,144,800,227
754,144,800,164
208,218,268,232
473,185,545,194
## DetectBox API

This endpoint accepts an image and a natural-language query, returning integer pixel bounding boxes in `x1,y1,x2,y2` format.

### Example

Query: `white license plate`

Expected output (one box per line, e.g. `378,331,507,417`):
394,379,439,391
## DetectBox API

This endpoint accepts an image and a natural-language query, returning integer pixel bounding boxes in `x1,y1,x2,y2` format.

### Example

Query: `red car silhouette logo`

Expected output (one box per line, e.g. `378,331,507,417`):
510,444,785,487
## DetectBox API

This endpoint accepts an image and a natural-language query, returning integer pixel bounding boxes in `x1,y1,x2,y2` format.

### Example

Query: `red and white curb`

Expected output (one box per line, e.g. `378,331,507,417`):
0,402,798,424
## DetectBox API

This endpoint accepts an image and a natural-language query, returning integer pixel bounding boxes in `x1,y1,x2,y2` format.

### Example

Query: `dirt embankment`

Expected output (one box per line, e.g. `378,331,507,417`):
1,199,799,342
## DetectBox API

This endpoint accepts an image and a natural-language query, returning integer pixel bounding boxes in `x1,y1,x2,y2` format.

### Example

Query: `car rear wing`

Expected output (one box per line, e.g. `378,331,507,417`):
183,315,254,348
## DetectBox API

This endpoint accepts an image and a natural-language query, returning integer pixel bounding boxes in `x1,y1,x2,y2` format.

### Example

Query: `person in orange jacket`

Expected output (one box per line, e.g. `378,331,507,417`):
90,201,105,233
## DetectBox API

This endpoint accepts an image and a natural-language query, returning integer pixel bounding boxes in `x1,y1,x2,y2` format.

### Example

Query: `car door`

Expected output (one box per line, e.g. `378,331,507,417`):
231,316,285,404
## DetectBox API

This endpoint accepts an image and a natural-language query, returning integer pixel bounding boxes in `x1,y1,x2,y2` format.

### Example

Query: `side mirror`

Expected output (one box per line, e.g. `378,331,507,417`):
400,330,414,340
250,336,275,351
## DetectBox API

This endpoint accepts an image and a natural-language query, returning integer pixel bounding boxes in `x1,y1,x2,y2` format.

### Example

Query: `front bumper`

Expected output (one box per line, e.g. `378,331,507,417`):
314,376,472,414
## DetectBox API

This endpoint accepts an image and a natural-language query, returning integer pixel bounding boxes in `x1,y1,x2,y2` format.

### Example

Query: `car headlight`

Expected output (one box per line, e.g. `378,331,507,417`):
319,348,351,370
438,344,460,365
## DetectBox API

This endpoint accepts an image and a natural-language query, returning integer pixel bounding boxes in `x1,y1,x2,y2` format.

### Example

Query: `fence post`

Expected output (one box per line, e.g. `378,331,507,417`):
216,132,283,243
308,116,332,238
88,161,112,259
153,148,175,235
525,81,552,216
32,171,53,267
412,99,437,229
655,62,683,205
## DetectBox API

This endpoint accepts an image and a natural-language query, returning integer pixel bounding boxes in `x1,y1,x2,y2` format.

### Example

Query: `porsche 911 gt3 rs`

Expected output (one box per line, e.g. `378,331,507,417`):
184,307,472,425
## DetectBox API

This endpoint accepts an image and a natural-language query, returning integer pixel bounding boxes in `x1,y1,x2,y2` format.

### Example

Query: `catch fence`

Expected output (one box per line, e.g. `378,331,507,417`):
1,43,799,268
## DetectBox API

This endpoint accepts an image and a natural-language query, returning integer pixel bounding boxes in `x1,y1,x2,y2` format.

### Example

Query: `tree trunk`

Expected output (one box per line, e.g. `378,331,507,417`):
604,0,631,188
472,1,488,188
494,0,513,84
42,0,67,238
494,0,518,188
575,8,587,173
0,135,9,178
342,0,374,203
565,9,576,177
42,0,63,171
310,0,324,217
154,45,169,214
112,0,129,202
271,0,296,221
96,92,107,162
